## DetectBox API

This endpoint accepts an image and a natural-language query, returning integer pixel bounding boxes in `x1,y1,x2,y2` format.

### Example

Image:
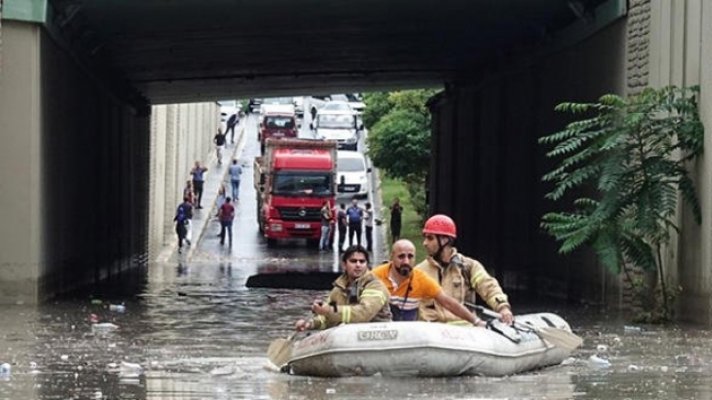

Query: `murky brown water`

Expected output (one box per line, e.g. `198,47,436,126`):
3,116,711,399
1,259,712,400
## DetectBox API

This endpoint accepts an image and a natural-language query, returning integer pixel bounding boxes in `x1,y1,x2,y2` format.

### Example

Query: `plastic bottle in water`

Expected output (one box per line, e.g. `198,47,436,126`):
109,304,126,313
0,363,11,375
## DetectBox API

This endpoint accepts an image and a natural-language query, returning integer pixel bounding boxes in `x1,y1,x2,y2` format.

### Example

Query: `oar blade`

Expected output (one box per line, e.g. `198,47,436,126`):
537,327,583,352
267,338,294,367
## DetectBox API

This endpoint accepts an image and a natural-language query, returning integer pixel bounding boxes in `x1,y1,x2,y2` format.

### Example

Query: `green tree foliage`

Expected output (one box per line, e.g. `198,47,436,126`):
362,93,392,129
539,86,704,321
368,109,430,181
364,89,439,220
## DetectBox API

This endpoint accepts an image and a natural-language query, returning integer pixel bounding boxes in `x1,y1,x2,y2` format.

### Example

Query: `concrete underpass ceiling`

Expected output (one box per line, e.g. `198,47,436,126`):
49,0,607,104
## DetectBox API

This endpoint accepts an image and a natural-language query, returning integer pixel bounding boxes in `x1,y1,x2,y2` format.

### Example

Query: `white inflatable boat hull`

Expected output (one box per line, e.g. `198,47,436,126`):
288,313,575,377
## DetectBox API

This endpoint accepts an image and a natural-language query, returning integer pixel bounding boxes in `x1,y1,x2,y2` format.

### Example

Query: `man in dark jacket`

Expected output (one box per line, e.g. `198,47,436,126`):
295,245,391,331
173,197,193,252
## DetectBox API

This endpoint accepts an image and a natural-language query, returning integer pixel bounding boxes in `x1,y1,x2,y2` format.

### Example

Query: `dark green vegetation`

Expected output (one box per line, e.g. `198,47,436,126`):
539,86,704,322
365,90,439,220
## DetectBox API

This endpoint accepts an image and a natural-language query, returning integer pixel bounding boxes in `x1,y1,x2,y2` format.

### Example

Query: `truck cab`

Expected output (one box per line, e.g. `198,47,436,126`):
255,139,337,247
259,104,297,152
311,108,363,151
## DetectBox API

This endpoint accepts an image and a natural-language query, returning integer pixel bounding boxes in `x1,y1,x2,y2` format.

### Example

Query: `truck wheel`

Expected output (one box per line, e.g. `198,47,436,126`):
266,238,277,248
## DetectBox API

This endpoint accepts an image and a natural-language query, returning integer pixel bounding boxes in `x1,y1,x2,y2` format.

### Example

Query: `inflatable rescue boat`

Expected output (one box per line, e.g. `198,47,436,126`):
286,313,577,377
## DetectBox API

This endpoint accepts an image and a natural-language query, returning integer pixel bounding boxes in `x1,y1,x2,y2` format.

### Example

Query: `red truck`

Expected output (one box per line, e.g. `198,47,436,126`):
254,138,337,247
258,104,298,153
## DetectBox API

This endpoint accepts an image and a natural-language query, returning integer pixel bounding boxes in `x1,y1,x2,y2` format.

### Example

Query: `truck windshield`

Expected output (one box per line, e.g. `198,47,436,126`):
265,116,295,129
272,172,333,196
317,114,354,129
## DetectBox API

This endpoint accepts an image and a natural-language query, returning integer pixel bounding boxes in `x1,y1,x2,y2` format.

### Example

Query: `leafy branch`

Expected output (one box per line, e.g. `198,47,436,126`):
539,86,704,321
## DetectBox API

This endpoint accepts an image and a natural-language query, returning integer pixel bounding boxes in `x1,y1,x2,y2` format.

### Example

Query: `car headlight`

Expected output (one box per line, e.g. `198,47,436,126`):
346,136,357,143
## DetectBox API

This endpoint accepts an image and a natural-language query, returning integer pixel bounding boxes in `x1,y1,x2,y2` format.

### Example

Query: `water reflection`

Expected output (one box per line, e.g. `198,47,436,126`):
2,261,712,399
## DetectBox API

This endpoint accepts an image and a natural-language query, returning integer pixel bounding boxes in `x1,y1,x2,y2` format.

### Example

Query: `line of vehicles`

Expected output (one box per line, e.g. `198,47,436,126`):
251,94,371,247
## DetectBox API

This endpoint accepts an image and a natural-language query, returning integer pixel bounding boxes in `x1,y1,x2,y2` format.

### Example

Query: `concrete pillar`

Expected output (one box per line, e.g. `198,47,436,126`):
0,21,43,304
638,0,712,324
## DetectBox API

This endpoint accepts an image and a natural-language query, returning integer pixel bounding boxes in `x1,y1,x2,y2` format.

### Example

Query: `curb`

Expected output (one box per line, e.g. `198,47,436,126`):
184,123,247,261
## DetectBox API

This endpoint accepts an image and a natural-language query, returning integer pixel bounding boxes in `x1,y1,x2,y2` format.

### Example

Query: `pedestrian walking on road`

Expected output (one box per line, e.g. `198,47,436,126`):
214,129,227,166
173,197,194,252
226,113,238,144
347,197,363,247
191,161,208,209
390,197,403,244
216,184,227,214
319,200,333,251
364,202,374,252
218,197,236,247
228,159,242,200
337,203,347,252
183,180,196,207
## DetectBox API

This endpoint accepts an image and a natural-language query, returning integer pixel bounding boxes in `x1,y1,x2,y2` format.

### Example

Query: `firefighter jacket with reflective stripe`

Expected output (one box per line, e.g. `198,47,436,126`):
311,271,392,329
415,249,510,323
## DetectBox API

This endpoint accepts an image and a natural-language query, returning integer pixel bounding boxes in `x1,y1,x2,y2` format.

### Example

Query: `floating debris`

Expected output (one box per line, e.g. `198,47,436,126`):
588,355,611,368
109,304,126,313
209,364,235,376
623,325,642,334
119,361,143,378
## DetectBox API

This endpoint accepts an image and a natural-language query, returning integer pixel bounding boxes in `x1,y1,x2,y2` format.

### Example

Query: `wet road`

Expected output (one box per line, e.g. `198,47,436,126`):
2,115,712,399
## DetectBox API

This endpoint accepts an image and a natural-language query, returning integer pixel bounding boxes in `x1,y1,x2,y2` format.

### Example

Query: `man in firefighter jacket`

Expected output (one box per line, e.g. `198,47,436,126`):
295,245,392,331
415,214,514,325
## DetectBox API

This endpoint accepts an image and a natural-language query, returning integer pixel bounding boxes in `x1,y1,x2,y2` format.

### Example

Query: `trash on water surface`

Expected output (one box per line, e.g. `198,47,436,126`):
209,365,235,376
627,364,640,371
561,357,577,366
119,361,143,378
109,304,126,313
0,363,11,375
596,344,608,353
91,299,103,305
588,355,611,368
326,388,336,394
623,325,642,333
660,366,669,372
60,355,69,361
92,322,119,333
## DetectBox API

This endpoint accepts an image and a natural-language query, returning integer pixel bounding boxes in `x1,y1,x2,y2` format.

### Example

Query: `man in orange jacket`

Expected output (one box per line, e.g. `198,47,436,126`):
372,239,484,325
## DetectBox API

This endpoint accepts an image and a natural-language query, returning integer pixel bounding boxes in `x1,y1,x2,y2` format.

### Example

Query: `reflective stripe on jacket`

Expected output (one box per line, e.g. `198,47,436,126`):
311,271,392,329
415,249,510,323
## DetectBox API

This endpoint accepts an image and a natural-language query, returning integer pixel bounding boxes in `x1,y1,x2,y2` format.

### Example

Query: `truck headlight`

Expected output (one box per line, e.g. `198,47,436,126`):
270,223,283,232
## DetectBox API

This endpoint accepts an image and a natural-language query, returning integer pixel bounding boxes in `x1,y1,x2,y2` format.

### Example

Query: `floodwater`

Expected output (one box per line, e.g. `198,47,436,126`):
3,113,712,399
1,260,712,400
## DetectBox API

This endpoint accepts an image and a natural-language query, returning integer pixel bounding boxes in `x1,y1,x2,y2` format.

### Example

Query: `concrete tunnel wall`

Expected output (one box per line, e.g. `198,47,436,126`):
428,20,627,305
39,26,151,299
0,20,220,303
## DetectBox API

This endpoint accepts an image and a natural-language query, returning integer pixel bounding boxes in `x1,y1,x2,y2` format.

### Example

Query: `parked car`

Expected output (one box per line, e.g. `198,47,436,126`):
336,150,370,198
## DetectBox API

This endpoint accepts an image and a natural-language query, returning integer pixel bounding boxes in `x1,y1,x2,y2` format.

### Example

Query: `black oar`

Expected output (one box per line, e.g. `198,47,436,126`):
467,303,583,352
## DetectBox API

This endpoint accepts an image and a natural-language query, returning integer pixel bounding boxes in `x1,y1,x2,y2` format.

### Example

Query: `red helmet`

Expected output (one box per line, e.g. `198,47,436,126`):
422,214,457,239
